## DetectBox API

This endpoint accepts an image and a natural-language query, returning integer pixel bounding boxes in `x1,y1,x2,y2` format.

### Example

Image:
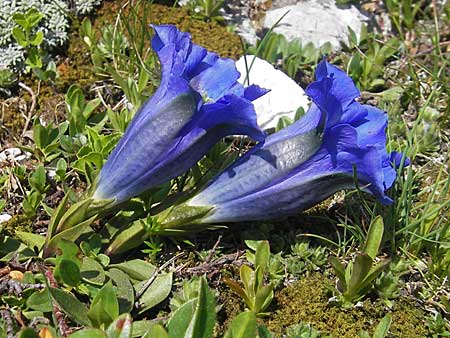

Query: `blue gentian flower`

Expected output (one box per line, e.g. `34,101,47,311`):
165,59,406,225
93,25,267,204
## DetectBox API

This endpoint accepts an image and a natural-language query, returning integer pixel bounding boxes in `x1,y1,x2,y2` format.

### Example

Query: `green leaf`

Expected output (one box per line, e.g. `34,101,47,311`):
254,284,273,314
49,287,90,326
168,277,216,338
255,241,270,272
346,253,372,298
109,259,157,281
26,49,42,69
56,158,68,181
137,272,173,313
17,328,40,338
26,289,52,312
81,256,106,286
14,231,45,251
167,299,196,338
30,31,44,46
68,329,106,338
22,190,42,218
142,324,169,338
373,314,392,338
132,320,155,338
26,9,44,29
44,219,95,257
240,265,255,297
186,277,216,338
12,27,27,47
108,268,134,314
55,258,81,287
106,313,133,338
257,325,274,338
88,281,120,328
328,256,346,283
46,193,70,239
362,216,384,260
105,221,147,256
12,12,28,29
224,312,257,338
55,198,95,233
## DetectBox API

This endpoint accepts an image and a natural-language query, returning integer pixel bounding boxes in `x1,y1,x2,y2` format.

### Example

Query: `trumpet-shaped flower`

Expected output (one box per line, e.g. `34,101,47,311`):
92,25,267,204
161,59,406,228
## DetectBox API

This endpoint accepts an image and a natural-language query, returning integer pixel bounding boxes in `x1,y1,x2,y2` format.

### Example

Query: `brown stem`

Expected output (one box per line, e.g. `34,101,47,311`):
18,82,37,137
44,269,71,337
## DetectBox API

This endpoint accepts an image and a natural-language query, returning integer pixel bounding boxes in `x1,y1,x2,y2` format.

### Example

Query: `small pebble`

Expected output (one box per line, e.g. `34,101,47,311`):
0,147,30,163
0,213,12,223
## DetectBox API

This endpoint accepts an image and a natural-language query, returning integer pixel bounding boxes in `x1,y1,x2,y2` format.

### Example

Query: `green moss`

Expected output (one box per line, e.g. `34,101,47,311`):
95,2,243,59
2,215,33,237
266,273,427,338
0,98,26,141
148,4,243,59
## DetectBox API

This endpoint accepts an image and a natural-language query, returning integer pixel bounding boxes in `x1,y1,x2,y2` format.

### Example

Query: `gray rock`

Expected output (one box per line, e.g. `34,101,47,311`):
222,0,368,49
265,0,368,49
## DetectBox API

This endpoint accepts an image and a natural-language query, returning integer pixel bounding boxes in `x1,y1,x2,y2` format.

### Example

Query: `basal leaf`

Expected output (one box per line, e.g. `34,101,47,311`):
137,272,173,313
88,281,119,328
223,311,256,338
110,259,156,281
49,287,90,326
108,268,134,314
67,329,106,338
106,313,133,338
81,256,106,286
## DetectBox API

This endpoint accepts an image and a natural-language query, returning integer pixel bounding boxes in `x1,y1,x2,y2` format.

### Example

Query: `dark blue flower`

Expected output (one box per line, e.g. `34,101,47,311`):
170,59,406,224
93,25,267,204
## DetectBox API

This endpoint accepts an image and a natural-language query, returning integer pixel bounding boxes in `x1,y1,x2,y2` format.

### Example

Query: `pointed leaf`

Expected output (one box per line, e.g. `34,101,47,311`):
373,314,392,338
109,259,156,281
44,220,94,257
106,313,132,338
167,299,196,337
329,256,346,285
254,284,273,314
88,281,119,327
185,277,216,338
47,193,70,238
254,241,270,271
81,256,106,285
15,231,45,251
49,287,90,326
224,311,257,338
362,216,384,260
346,253,372,297
137,272,173,313
142,324,169,338
68,329,106,338
108,268,134,314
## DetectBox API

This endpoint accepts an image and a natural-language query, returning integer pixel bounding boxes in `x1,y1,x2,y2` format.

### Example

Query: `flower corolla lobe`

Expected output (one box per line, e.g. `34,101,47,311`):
186,59,406,223
93,25,268,204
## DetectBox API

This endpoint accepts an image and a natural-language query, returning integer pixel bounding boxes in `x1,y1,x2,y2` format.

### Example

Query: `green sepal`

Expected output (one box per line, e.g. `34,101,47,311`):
105,221,147,256
44,217,96,257
56,198,113,233
158,204,215,234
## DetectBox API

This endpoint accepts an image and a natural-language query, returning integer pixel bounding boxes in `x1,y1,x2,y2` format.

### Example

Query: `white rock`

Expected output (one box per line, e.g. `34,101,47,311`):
0,147,31,163
0,147,22,163
236,55,309,130
264,0,368,49
0,213,12,224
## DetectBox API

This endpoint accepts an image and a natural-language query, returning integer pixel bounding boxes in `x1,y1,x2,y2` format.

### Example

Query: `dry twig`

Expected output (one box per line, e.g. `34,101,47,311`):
18,82,37,137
